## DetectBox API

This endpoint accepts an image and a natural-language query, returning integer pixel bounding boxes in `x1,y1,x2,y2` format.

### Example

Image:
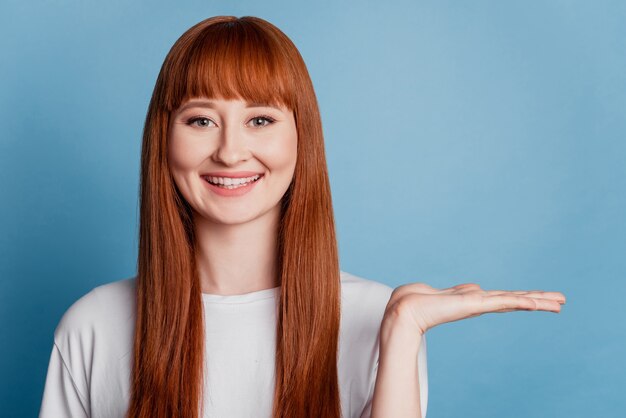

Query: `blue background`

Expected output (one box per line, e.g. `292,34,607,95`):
1,1,624,417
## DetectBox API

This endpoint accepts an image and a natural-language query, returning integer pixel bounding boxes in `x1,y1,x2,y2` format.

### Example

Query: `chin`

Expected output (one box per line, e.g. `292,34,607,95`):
203,209,263,226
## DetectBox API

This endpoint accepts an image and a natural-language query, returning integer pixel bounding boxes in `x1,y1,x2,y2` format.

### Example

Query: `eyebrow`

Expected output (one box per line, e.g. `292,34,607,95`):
177,100,284,113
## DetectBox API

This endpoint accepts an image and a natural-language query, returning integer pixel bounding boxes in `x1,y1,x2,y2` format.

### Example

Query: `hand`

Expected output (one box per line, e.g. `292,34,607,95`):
383,282,567,336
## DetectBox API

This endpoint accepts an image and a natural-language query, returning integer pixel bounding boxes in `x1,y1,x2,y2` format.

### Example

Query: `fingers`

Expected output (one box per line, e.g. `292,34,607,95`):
485,290,566,304
482,294,562,313
444,286,566,306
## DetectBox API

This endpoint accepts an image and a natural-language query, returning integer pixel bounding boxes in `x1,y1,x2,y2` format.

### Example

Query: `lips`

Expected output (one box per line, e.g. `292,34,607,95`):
201,172,263,197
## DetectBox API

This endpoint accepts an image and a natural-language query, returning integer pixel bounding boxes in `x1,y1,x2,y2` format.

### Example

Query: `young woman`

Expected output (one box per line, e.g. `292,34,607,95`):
39,15,566,418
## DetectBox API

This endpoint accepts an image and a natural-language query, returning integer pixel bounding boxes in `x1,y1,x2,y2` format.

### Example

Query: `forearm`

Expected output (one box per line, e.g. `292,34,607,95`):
370,313,423,418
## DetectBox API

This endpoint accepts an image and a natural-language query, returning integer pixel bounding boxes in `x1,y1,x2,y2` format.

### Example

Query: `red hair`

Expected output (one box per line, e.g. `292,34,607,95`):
128,16,341,418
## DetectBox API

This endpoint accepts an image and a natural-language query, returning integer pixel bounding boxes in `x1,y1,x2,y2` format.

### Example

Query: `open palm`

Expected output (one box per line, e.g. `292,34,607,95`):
385,282,567,335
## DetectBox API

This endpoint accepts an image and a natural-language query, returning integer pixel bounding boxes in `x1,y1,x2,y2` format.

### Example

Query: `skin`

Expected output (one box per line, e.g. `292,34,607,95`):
167,96,297,295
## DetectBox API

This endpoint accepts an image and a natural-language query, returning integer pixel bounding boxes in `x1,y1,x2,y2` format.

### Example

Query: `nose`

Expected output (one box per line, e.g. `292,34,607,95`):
212,125,251,166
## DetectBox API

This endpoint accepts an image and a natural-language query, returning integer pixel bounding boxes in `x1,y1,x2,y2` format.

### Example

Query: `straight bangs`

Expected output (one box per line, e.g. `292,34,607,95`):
161,20,299,113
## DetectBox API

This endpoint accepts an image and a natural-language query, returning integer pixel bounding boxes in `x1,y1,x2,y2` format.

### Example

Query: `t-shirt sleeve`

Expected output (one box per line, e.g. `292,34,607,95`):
359,333,429,418
39,342,90,418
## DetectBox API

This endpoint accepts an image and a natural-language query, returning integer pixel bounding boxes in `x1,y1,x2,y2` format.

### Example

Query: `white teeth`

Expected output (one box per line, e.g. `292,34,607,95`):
204,174,261,189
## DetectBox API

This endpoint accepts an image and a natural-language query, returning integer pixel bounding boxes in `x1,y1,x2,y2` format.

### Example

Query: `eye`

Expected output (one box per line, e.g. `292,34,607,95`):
186,116,215,128
248,115,276,128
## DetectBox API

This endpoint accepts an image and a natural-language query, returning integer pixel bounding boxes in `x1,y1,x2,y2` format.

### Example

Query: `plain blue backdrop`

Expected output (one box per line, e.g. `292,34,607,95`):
1,1,624,417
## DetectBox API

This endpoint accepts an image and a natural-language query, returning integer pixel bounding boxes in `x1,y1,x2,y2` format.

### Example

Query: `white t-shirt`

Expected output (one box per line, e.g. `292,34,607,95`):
39,270,428,418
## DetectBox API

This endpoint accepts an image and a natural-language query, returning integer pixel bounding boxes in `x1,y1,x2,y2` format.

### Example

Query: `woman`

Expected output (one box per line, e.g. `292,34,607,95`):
39,15,566,418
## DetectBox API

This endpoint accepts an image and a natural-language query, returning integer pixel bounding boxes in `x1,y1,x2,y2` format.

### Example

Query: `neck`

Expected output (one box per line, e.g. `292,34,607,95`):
193,205,281,295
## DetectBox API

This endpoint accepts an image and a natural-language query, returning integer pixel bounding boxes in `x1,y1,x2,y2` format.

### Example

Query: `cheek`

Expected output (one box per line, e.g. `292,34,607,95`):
168,134,204,172
259,129,297,172
167,134,208,199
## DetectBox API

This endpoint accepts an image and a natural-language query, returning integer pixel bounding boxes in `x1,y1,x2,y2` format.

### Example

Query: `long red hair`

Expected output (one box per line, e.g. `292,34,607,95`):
128,16,341,418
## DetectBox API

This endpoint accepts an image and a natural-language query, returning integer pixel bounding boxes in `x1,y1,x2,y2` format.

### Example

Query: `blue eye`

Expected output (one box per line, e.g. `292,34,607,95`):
248,115,276,128
186,117,215,128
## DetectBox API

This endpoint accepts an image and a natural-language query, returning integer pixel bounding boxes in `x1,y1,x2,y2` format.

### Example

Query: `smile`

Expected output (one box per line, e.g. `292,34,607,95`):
202,174,262,189
200,174,264,197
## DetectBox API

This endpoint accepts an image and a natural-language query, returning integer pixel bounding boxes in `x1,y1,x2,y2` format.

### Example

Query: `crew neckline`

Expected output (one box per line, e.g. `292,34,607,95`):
201,285,281,304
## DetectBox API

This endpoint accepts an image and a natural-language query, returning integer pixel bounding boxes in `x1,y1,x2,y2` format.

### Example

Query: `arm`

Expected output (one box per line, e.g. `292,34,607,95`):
370,307,423,418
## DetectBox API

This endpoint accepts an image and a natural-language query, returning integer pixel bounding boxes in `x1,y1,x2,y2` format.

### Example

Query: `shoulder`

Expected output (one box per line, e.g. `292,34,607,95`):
339,270,394,333
53,276,136,349
44,277,136,415
340,269,394,309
